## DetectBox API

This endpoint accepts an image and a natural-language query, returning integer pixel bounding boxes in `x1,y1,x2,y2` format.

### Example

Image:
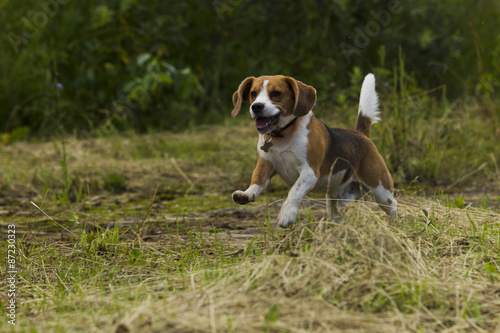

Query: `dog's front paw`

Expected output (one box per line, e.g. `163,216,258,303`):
278,208,298,228
232,190,253,205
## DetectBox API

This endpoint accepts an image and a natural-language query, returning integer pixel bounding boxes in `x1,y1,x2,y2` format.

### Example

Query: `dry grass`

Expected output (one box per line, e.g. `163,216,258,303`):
0,124,256,197
4,194,499,332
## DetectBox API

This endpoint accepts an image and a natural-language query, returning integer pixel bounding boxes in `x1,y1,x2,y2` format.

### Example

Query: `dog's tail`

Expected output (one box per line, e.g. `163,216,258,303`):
355,73,380,137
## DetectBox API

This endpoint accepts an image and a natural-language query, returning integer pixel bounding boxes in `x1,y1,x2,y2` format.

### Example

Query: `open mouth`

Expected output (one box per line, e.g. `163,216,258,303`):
255,113,280,133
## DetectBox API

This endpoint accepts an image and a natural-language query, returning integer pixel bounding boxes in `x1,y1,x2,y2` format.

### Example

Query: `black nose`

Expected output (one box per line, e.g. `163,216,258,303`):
251,103,265,113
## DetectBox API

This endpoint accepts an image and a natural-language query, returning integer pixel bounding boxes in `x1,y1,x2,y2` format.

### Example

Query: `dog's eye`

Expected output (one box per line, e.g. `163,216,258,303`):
250,91,257,98
270,91,281,98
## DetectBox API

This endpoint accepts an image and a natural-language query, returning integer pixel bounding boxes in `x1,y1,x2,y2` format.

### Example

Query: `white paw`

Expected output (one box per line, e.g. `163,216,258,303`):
232,190,253,204
278,207,298,228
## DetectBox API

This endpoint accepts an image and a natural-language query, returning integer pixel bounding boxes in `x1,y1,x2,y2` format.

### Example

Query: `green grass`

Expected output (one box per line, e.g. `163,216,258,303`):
1,195,499,332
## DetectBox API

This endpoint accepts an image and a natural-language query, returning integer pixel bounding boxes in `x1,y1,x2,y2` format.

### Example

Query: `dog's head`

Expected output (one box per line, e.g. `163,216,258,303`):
231,75,316,134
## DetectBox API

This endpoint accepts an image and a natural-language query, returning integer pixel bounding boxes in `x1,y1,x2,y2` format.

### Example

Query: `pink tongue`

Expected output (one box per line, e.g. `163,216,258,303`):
255,117,271,129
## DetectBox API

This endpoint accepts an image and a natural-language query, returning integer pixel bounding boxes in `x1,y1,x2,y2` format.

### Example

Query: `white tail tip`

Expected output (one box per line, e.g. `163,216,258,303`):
358,73,380,124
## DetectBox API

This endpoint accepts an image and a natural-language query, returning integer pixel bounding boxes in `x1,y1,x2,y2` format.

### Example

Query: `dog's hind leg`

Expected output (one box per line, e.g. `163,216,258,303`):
356,149,397,219
325,193,338,220
337,180,363,210
367,183,397,218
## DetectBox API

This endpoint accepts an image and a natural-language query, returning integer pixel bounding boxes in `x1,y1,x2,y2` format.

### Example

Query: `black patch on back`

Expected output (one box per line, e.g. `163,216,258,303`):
320,121,366,180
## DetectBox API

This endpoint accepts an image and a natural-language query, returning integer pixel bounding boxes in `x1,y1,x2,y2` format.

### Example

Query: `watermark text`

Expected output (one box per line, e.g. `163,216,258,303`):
6,224,17,326
340,0,403,63
7,0,72,54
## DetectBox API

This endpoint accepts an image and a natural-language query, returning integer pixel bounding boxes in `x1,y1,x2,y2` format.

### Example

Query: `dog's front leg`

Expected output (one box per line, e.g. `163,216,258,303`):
278,167,318,228
233,157,274,204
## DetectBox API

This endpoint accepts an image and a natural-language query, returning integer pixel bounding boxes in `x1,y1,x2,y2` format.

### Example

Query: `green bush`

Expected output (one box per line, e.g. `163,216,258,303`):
0,0,498,137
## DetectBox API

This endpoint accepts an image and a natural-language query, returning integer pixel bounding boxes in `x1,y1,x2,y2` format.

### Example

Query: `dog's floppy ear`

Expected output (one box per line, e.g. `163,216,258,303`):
232,77,255,117
284,77,316,117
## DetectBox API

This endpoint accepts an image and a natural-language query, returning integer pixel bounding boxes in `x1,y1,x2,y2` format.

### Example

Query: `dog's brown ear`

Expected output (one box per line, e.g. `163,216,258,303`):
284,77,316,117
232,77,255,117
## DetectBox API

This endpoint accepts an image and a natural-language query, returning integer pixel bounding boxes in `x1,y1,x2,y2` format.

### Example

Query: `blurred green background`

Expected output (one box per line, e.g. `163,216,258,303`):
1,0,498,135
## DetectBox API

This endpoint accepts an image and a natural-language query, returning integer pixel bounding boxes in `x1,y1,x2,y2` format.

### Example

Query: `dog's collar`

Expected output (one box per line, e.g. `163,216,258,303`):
260,117,298,152
266,117,298,138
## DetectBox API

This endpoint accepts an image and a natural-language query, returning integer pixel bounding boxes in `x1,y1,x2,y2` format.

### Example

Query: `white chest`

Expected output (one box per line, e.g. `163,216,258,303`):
265,148,304,186
258,113,312,187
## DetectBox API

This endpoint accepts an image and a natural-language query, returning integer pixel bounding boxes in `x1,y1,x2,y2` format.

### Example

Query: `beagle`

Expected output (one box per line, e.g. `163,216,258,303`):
231,74,397,228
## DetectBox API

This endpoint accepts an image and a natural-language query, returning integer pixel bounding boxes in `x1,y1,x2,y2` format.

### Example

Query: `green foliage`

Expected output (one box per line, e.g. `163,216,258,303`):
1,126,30,144
1,0,499,137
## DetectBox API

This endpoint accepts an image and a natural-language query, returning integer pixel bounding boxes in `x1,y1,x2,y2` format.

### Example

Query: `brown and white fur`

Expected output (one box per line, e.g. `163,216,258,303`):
231,74,397,228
